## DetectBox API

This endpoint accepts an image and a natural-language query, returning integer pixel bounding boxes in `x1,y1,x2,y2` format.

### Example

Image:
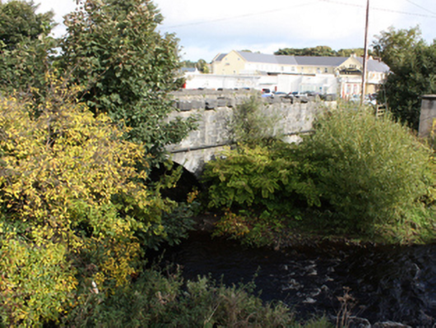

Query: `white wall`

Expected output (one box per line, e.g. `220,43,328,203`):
184,73,338,94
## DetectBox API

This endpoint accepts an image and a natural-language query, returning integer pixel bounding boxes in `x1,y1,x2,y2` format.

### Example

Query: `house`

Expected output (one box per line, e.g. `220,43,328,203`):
211,50,389,97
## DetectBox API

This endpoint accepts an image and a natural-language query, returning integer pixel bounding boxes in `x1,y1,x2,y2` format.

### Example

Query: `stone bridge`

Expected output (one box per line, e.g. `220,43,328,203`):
166,90,331,177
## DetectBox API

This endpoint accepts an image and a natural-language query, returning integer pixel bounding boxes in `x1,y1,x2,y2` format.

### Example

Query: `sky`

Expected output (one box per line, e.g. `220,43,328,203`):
36,0,436,62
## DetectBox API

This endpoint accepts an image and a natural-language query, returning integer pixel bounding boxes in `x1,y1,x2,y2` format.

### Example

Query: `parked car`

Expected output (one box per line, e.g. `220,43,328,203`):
261,88,274,97
284,92,296,103
273,91,287,97
350,94,361,103
294,93,309,103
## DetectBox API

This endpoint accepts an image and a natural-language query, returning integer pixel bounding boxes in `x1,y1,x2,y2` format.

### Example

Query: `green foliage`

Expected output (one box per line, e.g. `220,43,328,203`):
275,46,336,56
63,266,301,327
0,0,55,50
202,142,320,247
195,59,210,73
372,26,423,69
204,105,436,244
212,210,291,248
299,108,435,235
60,0,197,161
335,48,366,57
0,0,58,94
372,26,436,130
274,46,373,57
203,144,319,213
227,96,283,146
182,59,210,73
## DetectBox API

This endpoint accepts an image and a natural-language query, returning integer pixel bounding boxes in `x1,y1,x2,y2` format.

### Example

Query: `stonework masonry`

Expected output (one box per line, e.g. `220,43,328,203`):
166,90,332,177
418,95,436,138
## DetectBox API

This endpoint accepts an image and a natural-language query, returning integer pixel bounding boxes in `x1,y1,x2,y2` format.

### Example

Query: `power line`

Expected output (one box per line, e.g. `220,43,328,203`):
405,0,436,15
161,0,436,31
161,1,320,29
319,0,436,18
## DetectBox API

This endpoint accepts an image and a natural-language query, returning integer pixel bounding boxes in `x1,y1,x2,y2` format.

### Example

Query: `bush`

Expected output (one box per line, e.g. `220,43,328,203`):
227,95,283,146
203,106,436,243
0,81,176,326
202,142,320,247
298,108,435,236
63,266,320,327
203,143,319,213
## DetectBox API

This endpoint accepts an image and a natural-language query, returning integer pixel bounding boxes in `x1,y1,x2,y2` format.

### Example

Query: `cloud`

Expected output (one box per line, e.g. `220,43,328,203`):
157,0,435,60
35,0,436,61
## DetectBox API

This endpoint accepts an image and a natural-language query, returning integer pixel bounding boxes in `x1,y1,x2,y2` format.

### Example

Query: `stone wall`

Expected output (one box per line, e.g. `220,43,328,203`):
418,95,436,138
167,90,332,176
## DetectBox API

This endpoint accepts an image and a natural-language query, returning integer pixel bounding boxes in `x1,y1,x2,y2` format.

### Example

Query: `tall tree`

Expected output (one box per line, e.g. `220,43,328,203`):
275,46,335,56
196,59,210,73
0,0,55,50
372,26,436,129
275,46,373,58
372,26,424,70
60,0,196,162
0,0,57,93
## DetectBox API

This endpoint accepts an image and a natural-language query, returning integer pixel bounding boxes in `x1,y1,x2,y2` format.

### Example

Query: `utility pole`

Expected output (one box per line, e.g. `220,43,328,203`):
360,0,370,106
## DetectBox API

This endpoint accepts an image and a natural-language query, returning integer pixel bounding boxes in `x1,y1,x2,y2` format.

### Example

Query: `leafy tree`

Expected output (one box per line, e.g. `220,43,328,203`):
0,79,173,325
0,0,57,94
181,59,209,73
275,46,373,58
275,46,335,56
0,0,55,50
336,48,364,57
181,59,197,68
372,26,423,69
60,0,197,161
372,26,436,129
196,58,209,73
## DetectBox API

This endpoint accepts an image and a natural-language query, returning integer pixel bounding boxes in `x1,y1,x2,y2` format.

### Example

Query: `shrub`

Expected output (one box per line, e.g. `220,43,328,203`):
203,143,319,214
203,105,436,243
0,81,175,326
227,95,283,146
299,108,435,235
63,266,305,327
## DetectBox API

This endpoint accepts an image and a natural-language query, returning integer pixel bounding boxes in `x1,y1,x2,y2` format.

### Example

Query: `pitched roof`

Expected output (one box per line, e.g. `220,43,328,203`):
356,58,390,72
294,56,349,66
214,51,390,71
236,52,349,67
213,53,227,62
237,51,281,64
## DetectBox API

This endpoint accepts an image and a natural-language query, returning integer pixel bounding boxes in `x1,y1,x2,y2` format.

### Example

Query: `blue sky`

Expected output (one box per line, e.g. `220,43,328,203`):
37,0,436,61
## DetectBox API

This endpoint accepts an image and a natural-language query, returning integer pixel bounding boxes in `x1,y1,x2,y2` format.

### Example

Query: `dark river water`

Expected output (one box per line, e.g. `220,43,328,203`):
158,232,436,327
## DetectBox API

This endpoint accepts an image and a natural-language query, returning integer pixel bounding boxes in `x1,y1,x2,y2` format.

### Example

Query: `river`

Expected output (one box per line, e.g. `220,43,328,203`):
159,231,436,326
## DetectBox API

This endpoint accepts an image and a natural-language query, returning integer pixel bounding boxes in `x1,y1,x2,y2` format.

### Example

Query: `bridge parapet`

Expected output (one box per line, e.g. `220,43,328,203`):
171,89,296,111
167,91,333,177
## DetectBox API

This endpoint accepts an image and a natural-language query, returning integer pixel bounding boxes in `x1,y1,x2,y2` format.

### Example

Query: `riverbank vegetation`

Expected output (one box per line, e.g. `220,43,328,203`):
203,99,436,247
0,0,329,326
1,0,435,326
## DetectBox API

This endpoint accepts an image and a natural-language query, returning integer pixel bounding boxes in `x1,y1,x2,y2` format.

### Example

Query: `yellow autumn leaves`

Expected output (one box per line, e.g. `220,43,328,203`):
0,80,158,326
